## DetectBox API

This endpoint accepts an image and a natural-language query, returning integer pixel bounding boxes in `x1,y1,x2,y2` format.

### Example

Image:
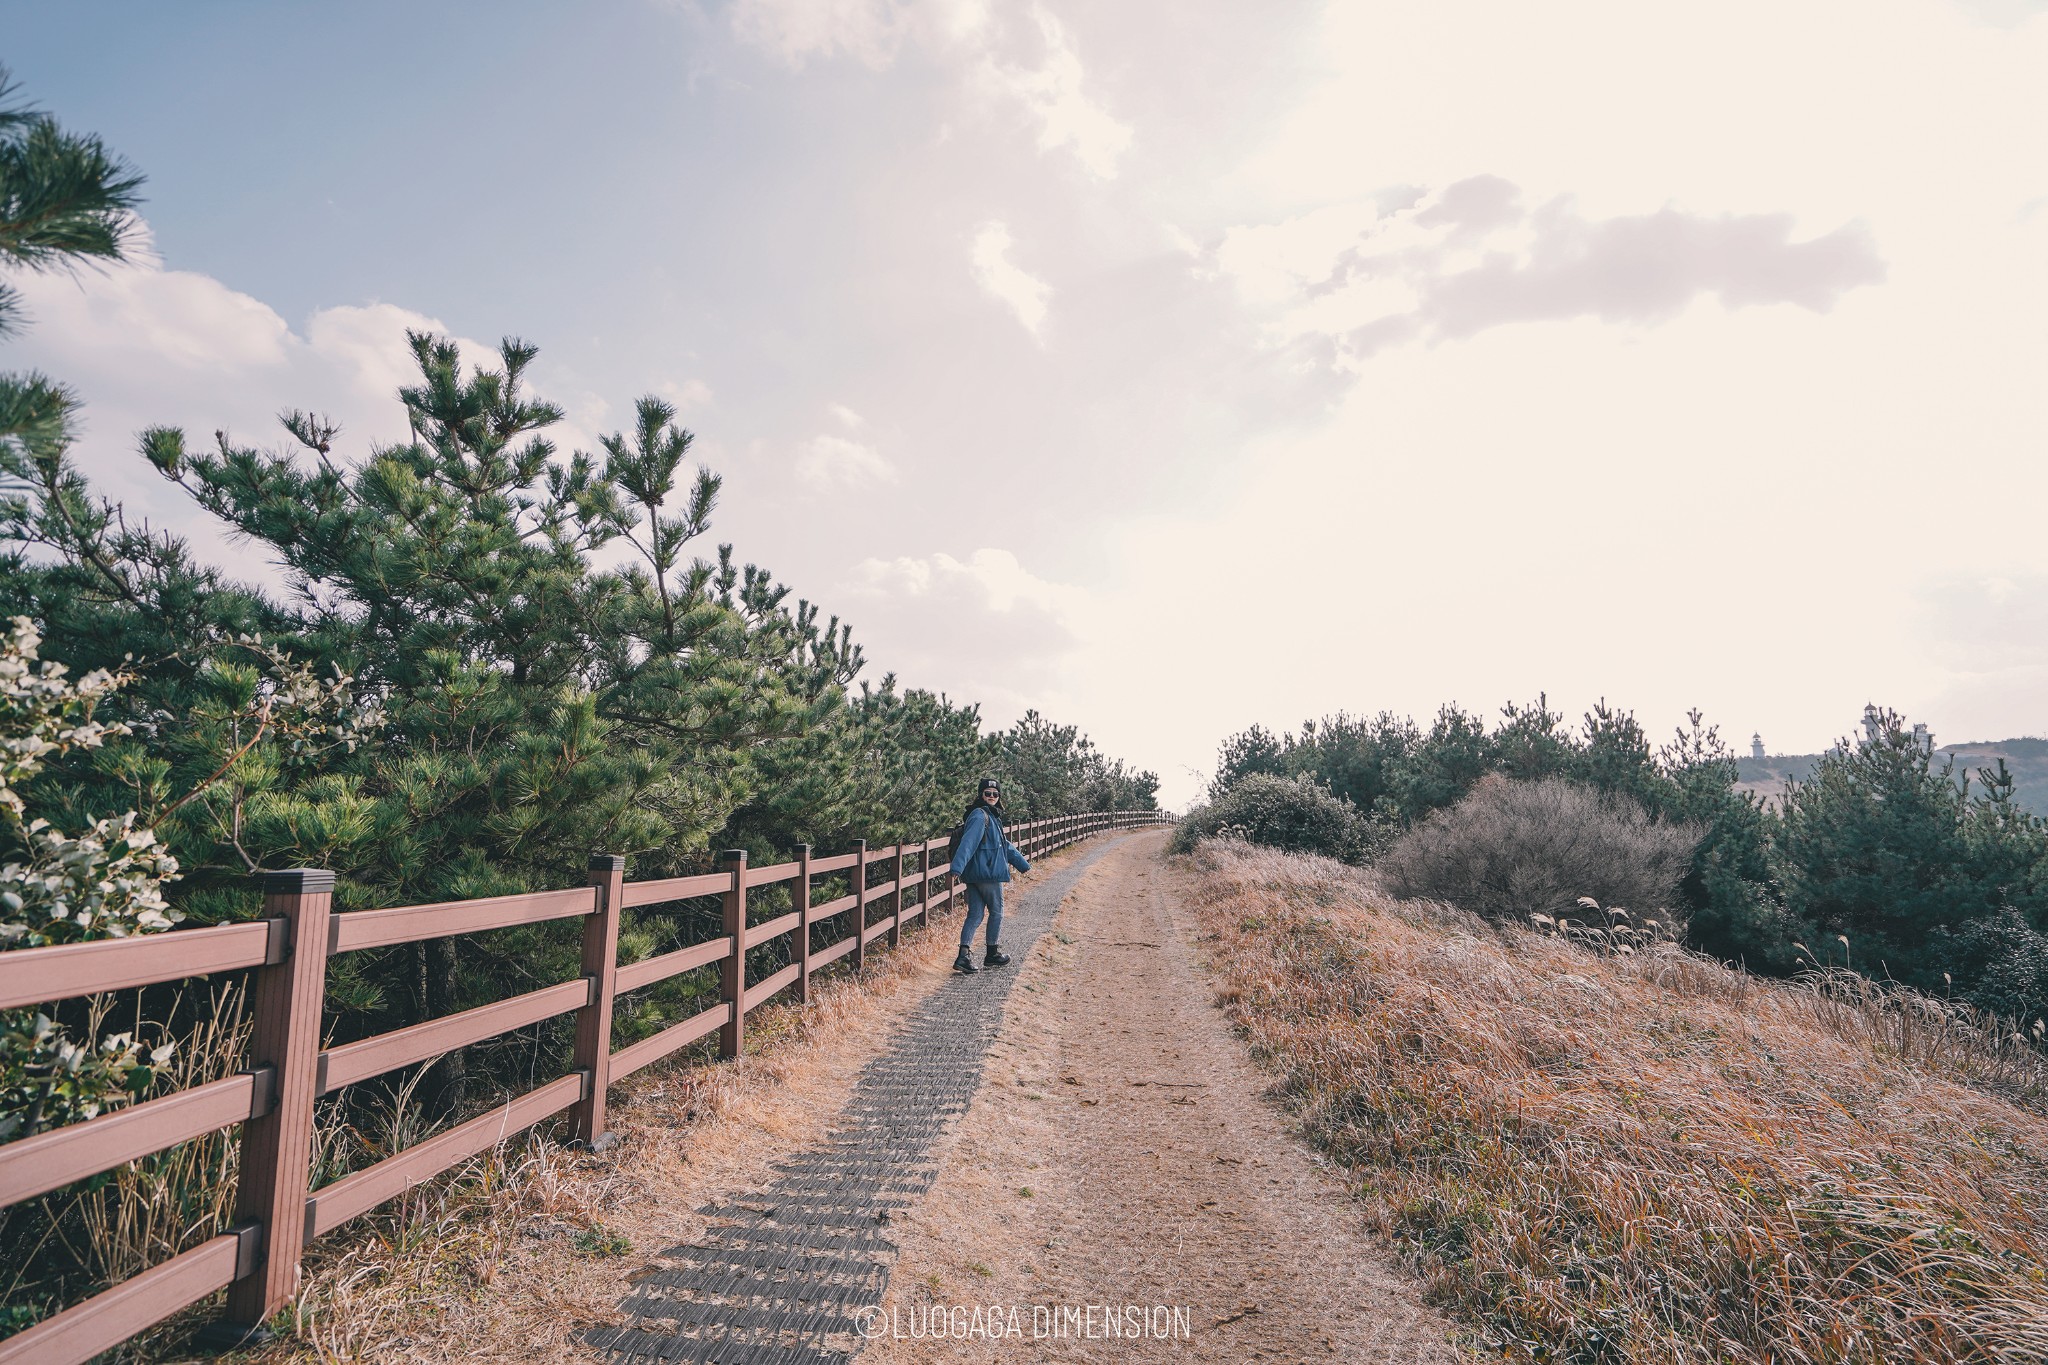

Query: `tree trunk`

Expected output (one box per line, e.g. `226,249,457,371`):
423,936,466,1116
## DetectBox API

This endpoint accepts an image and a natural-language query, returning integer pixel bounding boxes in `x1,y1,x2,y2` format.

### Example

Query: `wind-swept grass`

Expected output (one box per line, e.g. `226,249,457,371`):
1182,838,2048,1364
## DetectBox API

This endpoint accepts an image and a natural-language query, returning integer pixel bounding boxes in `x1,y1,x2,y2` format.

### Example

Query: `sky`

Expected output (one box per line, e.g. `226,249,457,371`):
4,0,2047,808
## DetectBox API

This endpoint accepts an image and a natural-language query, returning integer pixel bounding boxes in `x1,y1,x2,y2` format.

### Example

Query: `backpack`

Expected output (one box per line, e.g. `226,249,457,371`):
944,806,992,871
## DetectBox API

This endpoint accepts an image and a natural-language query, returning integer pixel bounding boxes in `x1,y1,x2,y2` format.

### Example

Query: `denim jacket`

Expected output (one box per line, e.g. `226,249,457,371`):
950,806,1031,883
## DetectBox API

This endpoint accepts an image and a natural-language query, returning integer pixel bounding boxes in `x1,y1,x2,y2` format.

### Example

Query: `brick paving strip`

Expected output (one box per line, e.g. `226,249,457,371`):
580,838,1126,1365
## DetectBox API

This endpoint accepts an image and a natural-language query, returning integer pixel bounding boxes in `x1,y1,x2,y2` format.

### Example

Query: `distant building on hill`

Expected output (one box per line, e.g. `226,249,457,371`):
1859,705,1931,753
1741,715,2045,814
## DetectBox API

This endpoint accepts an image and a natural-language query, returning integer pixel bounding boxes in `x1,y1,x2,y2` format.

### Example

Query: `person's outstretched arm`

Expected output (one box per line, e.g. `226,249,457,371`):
1004,832,1031,874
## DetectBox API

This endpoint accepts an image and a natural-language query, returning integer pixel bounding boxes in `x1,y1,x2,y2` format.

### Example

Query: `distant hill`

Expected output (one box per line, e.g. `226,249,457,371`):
1734,753,1819,804
1736,738,2048,815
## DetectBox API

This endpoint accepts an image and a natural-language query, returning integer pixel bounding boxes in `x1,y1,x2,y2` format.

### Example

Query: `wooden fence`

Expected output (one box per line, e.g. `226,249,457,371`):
0,809,1166,1363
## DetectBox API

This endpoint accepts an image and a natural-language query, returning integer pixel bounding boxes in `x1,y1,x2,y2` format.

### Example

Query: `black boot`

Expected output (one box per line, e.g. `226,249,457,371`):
983,943,1010,968
953,944,978,974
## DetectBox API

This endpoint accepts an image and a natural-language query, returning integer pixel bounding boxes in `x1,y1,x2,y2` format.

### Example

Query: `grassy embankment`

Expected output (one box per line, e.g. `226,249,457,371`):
1182,839,2048,1364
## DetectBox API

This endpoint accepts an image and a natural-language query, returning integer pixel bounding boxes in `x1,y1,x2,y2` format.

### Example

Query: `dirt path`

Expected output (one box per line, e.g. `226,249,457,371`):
577,836,1131,1363
861,831,1463,1363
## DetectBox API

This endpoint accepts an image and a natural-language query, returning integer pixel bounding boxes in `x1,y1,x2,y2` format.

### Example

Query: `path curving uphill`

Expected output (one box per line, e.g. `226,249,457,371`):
581,837,1124,1363
580,830,1460,1364
861,830,1463,1363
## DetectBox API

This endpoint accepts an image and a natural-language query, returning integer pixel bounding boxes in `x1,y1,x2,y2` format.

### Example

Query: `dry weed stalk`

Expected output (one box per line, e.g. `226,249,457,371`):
76,985,251,1285
1184,838,2048,1364
1786,958,2048,1110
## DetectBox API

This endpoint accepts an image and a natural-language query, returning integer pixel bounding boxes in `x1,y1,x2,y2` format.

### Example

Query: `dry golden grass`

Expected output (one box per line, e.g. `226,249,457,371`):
77,985,251,1287
1182,838,2048,1365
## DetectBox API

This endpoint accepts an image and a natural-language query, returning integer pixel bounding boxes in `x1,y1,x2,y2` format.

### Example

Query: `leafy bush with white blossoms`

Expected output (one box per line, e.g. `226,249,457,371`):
1,810,182,948
0,1010,174,1143
1,615,180,1140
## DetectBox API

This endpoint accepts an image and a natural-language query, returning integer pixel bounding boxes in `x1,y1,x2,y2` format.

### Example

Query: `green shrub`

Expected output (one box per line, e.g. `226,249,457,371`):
1169,773,1378,863
1930,908,2048,1024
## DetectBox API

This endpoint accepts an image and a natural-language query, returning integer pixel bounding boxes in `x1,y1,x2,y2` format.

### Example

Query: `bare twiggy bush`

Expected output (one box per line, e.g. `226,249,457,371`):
1378,775,1699,929
1184,840,2048,1364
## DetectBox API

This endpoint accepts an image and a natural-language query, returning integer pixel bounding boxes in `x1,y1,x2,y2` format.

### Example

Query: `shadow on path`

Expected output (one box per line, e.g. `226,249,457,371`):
580,837,1126,1364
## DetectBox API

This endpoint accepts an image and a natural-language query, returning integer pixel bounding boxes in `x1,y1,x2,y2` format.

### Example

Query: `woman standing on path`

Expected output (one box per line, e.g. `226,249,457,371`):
949,778,1030,975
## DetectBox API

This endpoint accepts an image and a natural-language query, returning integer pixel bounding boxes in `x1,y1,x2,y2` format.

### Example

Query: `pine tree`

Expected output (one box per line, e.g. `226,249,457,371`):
126,335,865,1105
1287,711,1417,816
1387,703,1494,822
1655,709,1798,968
0,65,143,458
1209,724,1288,799
1775,708,1994,984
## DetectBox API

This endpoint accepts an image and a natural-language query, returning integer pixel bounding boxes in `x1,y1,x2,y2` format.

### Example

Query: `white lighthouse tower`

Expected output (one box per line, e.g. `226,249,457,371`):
1751,732,1765,761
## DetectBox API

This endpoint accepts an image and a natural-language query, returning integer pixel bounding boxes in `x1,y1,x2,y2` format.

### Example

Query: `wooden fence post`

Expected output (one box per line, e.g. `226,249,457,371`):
719,850,747,1060
570,854,624,1150
220,869,333,1334
794,844,812,1005
888,843,904,949
851,840,868,971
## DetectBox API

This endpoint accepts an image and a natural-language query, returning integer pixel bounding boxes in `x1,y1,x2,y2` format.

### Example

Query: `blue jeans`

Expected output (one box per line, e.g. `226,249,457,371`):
961,882,1004,948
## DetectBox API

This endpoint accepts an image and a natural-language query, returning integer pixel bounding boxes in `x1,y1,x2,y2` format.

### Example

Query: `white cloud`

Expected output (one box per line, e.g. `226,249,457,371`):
843,547,1087,719
660,377,715,410
973,6,1132,179
795,433,897,488
1214,176,1886,362
727,0,918,69
970,222,1051,337
854,547,1065,612
1951,0,2048,28
727,0,993,67
0,226,593,578
728,0,1127,177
